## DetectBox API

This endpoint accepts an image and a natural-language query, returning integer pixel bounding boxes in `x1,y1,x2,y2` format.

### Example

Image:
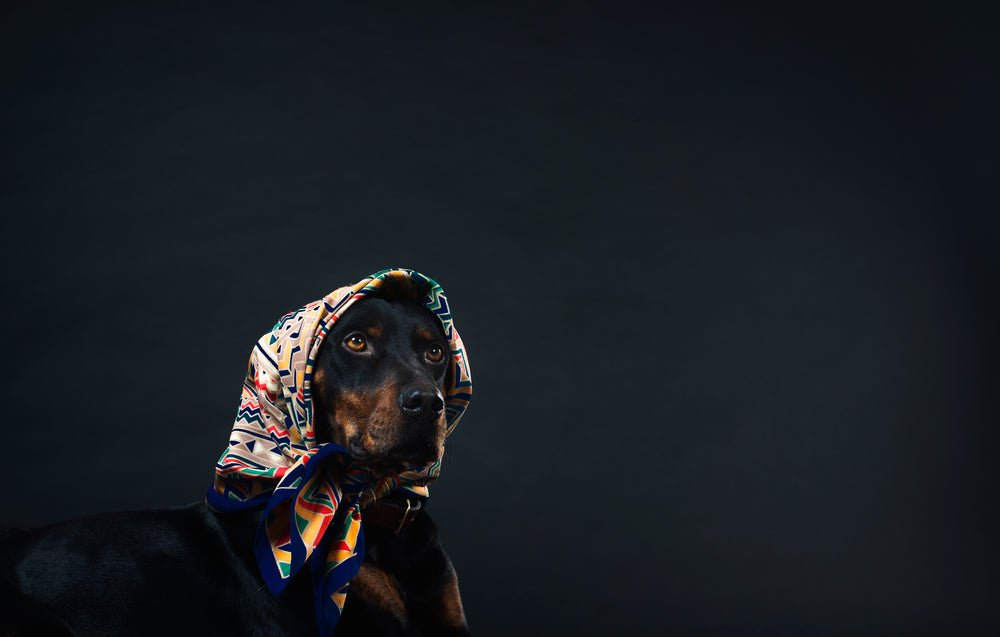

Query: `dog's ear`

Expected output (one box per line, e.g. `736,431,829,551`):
373,274,430,303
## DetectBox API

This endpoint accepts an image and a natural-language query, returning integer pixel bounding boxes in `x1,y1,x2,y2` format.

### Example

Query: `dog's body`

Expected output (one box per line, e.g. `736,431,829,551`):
1,291,471,636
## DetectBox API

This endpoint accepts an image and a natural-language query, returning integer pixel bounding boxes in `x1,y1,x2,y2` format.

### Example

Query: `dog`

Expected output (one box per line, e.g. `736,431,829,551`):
1,277,472,637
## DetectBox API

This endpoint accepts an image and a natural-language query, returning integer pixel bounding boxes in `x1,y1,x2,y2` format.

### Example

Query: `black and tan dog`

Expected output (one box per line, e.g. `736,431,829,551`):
0,291,471,636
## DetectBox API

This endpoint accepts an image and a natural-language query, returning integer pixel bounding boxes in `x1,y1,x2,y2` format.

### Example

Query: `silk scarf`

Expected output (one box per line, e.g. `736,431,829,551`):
206,269,472,635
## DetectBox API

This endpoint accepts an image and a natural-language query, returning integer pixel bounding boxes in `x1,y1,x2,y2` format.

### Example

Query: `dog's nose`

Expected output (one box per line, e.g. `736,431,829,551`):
398,387,444,417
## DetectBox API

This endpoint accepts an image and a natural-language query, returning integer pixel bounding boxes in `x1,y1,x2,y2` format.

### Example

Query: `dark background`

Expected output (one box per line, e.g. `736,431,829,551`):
2,2,997,635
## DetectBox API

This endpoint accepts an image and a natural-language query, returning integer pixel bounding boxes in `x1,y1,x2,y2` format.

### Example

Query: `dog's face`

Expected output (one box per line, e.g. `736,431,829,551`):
312,296,450,475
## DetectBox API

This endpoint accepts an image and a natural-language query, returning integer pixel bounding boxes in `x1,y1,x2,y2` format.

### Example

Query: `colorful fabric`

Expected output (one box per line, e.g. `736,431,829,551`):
206,269,472,635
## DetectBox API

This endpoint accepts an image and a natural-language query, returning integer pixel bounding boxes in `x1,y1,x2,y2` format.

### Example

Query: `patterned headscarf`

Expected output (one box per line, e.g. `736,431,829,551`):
206,269,472,635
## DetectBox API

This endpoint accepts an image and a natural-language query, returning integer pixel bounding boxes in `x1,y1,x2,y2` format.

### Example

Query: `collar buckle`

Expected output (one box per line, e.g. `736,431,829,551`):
394,498,414,535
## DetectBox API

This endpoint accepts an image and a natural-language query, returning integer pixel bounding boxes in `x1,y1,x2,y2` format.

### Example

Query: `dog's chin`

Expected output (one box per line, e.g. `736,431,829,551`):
347,441,441,476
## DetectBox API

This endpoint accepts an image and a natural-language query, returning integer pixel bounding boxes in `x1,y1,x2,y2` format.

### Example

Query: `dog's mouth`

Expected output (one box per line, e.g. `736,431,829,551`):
347,441,368,459
321,405,446,476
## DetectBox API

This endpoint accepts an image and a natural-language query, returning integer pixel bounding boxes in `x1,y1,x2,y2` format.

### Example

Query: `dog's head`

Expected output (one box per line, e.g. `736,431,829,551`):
311,294,451,476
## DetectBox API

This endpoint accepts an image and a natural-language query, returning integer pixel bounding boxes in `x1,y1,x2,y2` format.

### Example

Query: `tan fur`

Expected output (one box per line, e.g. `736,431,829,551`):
434,570,468,628
350,563,408,623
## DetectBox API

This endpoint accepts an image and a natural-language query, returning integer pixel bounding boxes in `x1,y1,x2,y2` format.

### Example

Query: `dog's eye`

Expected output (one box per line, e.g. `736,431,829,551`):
345,334,367,352
426,344,445,363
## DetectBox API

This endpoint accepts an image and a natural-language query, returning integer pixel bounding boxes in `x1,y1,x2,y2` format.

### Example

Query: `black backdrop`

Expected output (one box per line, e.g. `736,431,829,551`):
2,2,997,635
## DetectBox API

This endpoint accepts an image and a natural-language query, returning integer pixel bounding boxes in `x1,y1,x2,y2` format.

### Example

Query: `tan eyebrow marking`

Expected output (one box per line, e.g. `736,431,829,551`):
364,324,383,338
416,327,433,341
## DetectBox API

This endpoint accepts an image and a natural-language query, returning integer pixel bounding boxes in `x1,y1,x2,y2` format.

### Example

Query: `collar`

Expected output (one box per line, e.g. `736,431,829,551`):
361,492,423,535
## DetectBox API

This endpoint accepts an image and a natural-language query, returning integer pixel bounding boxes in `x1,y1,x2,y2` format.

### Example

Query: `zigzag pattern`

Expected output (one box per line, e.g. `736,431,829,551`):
207,269,472,636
